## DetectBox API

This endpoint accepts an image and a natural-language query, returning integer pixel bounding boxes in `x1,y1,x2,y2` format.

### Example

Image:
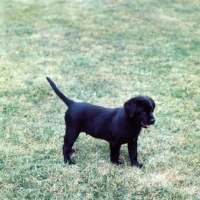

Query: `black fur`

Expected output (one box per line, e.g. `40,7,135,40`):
46,77,156,168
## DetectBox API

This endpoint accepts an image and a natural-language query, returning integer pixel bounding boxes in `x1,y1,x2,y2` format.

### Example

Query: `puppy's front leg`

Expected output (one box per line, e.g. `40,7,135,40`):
109,143,123,165
128,138,143,168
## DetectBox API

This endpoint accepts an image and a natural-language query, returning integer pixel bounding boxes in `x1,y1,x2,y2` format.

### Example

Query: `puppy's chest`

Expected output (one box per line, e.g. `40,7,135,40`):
116,130,140,144
127,126,141,137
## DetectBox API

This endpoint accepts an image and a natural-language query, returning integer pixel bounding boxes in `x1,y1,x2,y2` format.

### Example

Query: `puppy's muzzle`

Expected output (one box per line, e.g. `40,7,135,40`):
150,118,156,124
141,118,156,128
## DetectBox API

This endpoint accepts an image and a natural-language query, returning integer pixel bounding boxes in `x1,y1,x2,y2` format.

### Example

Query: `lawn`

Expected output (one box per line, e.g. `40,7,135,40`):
0,0,200,199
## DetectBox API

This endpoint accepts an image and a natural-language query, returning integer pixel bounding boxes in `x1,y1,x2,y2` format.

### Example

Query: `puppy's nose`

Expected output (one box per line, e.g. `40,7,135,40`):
150,118,155,124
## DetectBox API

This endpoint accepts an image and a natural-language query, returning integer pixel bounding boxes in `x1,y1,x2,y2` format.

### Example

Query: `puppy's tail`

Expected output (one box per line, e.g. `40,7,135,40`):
46,77,73,106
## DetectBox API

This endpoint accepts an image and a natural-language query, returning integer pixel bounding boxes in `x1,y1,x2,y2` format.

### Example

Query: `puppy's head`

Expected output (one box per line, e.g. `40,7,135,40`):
124,95,156,128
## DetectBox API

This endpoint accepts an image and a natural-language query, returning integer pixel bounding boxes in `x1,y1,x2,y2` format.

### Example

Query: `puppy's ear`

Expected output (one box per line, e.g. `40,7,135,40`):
124,99,137,118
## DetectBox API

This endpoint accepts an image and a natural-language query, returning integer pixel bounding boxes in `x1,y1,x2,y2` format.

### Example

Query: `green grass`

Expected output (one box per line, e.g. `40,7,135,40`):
0,0,200,199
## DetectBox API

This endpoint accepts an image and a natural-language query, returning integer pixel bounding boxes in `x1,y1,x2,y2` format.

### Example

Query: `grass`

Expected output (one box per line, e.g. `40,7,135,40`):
0,0,200,199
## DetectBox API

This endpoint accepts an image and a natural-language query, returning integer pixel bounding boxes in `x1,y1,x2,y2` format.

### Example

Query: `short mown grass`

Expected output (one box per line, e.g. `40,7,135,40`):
0,0,200,199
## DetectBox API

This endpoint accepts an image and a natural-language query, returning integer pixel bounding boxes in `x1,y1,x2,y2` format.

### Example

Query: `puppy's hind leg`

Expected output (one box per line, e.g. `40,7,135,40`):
63,126,80,164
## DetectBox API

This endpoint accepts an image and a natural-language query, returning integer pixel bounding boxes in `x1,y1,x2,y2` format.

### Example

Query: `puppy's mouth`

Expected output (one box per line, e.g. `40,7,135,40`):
141,123,151,128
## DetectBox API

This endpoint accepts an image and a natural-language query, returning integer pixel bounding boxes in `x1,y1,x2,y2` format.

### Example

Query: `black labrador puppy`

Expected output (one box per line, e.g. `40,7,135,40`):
47,77,156,168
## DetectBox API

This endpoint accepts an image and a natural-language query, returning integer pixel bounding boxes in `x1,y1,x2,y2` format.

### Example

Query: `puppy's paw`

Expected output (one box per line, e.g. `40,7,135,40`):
64,157,68,164
64,158,76,165
68,160,76,165
111,160,124,165
116,161,124,165
70,149,76,155
131,161,143,168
